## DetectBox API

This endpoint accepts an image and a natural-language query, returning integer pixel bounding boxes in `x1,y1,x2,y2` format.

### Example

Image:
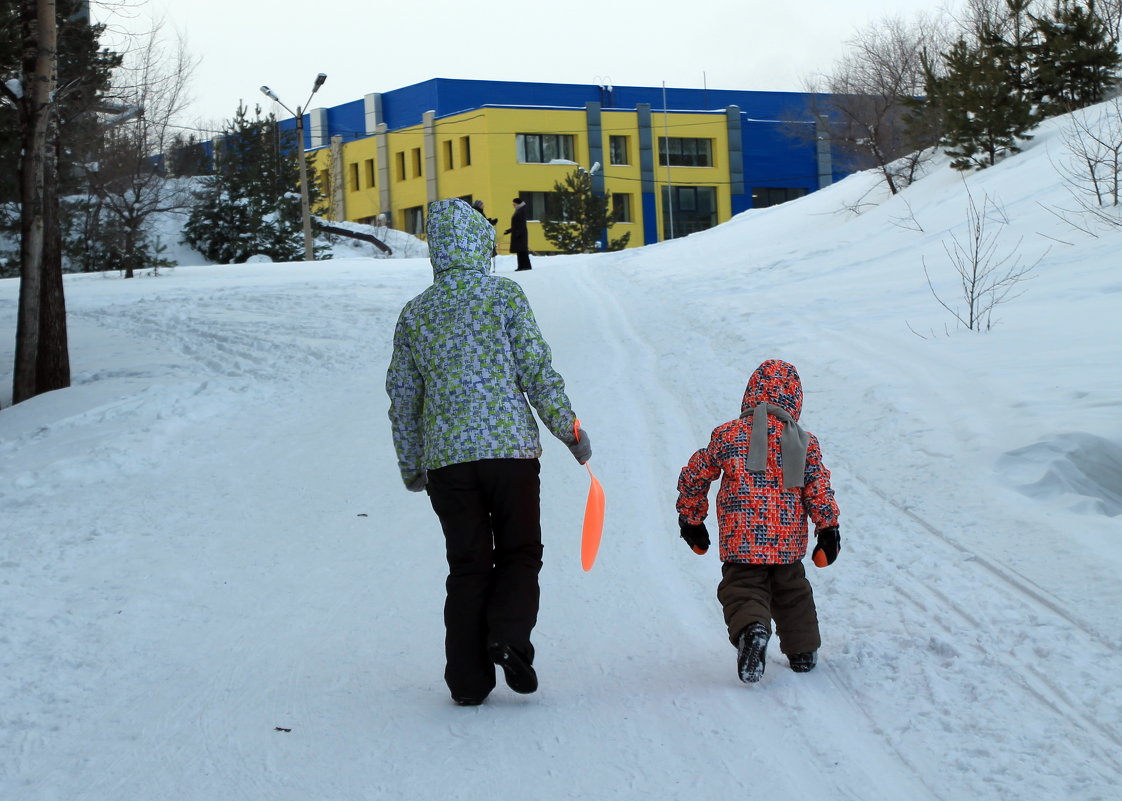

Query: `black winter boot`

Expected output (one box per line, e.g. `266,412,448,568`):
488,642,538,694
788,651,817,673
736,622,770,684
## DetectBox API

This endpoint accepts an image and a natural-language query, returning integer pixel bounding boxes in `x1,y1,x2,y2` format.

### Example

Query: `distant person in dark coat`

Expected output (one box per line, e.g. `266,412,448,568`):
473,199,498,257
504,197,532,271
472,199,498,227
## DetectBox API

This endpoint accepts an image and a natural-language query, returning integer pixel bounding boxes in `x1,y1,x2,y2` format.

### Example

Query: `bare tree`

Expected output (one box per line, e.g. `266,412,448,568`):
957,0,1050,40
1091,0,1122,43
805,13,951,195
2,0,63,404
923,181,1044,331
1048,96,1122,232
83,21,197,277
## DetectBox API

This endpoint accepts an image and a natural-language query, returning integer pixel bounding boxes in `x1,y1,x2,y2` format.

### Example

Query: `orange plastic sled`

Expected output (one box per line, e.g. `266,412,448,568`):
574,420,605,572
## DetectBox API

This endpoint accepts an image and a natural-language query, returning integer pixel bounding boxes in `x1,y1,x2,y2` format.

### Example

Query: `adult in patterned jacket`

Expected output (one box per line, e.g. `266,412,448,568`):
676,359,841,683
386,197,590,706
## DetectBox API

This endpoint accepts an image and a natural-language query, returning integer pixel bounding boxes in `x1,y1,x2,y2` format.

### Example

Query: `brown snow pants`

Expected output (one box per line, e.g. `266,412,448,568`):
717,561,821,655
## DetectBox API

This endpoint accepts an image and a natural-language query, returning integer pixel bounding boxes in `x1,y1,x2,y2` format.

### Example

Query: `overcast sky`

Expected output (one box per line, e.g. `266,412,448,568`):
93,0,956,131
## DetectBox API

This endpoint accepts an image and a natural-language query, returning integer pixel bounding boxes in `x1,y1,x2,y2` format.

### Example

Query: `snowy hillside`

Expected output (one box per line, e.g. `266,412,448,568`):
2,107,1120,801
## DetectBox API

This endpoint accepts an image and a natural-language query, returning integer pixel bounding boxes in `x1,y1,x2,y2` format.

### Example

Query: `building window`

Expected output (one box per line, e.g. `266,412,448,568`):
752,186,807,208
460,136,472,166
661,185,717,238
516,133,575,164
443,140,454,170
519,190,563,221
609,135,630,165
348,162,359,192
364,158,375,188
403,205,424,235
658,137,713,167
411,147,423,178
612,193,632,223
395,151,405,182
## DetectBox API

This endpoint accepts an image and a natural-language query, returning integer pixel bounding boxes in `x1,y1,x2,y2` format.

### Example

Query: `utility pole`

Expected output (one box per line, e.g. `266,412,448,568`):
260,74,327,261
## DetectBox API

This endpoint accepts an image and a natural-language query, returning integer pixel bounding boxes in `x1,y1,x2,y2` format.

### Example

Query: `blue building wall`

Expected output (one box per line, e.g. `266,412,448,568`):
324,99,365,143
276,78,844,244
738,120,816,216
282,78,827,139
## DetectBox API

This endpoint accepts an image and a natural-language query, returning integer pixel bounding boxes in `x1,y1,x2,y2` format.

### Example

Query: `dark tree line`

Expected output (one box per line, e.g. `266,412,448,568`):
809,0,1121,190
182,103,326,264
1,0,121,404
918,0,1121,170
2,3,319,406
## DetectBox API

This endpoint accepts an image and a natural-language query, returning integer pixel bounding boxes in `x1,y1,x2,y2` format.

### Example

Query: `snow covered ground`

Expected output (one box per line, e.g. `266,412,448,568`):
2,108,1121,800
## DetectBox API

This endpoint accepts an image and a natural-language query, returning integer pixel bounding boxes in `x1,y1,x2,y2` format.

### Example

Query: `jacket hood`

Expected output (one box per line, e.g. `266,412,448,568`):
426,198,496,278
741,359,803,421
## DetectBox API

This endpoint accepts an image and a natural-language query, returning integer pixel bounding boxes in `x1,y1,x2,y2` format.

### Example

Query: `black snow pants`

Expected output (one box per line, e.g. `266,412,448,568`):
426,458,542,700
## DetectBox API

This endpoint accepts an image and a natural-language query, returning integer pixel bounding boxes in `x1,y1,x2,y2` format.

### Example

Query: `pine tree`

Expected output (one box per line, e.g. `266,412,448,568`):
925,29,1038,170
539,169,630,254
0,1,121,205
165,133,212,178
1031,0,1121,115
182,103,324,264
1,0,121,279
1005,0,1040,101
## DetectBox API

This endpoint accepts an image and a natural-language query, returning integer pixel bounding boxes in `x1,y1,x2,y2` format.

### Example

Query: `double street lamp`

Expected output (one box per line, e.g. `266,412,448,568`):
259,73,327,261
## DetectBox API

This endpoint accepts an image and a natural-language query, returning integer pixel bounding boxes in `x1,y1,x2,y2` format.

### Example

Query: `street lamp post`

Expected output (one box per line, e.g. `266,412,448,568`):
259,73,327,262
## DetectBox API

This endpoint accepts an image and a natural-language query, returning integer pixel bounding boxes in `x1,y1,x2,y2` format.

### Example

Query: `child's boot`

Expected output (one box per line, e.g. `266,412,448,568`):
736,622,770,683
788,651,817,673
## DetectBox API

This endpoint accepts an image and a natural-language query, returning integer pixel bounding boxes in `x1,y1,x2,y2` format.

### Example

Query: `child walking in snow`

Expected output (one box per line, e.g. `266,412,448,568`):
676,359,841,683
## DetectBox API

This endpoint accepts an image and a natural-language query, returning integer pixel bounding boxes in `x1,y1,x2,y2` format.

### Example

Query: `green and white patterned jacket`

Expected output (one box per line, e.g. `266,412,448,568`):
386,198,577,486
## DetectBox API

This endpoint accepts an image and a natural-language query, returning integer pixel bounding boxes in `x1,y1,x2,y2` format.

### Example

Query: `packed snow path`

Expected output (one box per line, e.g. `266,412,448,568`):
2,251,1119,800
5,112,1122,800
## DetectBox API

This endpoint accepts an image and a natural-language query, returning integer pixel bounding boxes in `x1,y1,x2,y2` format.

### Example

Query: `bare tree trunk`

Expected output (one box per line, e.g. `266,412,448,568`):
13,0,59,404
37,127,70,392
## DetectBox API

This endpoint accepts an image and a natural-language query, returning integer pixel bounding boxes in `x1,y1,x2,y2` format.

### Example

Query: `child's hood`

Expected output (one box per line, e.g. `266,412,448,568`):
740,359,804,421
426,198,496,278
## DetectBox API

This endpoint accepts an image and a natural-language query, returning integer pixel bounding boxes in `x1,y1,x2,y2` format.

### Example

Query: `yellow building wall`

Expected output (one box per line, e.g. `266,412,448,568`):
386,124,428,232
597,110,644,247
639,111,730,240
318,105,734,252
336,136,379,221
428,110,496,212
478,107,586,254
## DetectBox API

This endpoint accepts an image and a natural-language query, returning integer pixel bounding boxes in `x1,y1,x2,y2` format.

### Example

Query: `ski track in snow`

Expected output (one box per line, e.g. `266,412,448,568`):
556,262,942,800
590,254,1122,800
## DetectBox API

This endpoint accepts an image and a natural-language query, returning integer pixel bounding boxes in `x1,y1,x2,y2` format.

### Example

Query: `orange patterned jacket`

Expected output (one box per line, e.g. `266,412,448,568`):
676,360,839,564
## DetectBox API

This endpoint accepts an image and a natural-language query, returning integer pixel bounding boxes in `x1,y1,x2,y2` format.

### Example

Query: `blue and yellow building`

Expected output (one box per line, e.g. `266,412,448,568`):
283,78,842,252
